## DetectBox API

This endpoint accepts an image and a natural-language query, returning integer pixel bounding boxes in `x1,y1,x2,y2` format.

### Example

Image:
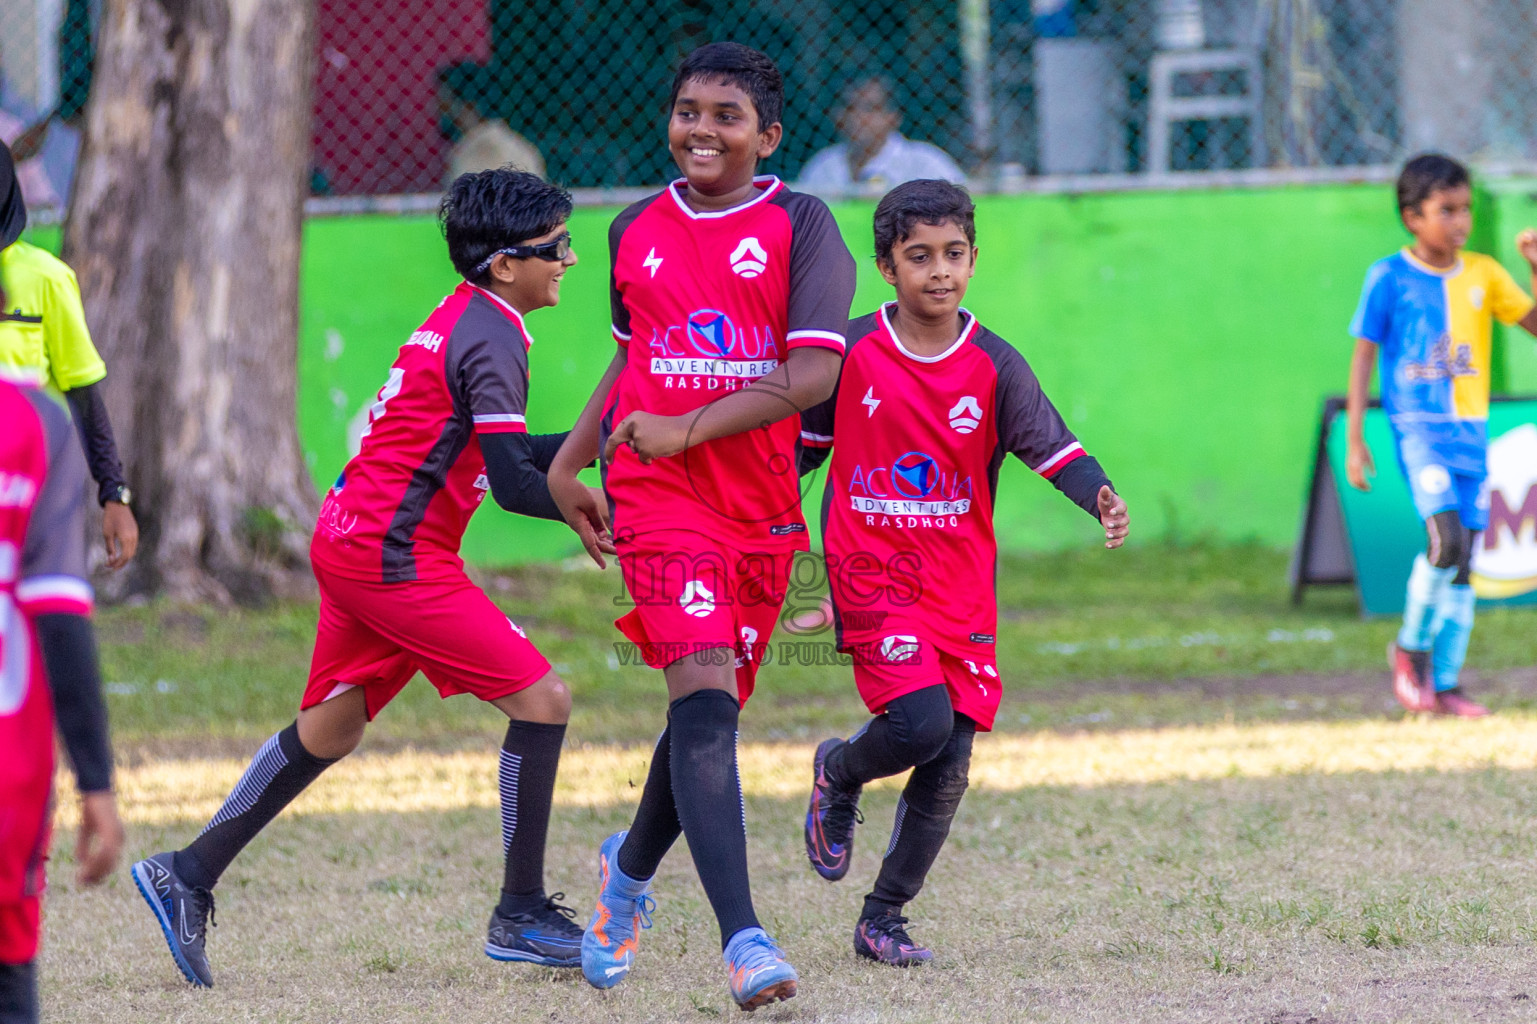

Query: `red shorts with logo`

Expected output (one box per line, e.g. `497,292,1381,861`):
0,650,54,964
615,533,793,705
846,632,1001,731
303,564,552,720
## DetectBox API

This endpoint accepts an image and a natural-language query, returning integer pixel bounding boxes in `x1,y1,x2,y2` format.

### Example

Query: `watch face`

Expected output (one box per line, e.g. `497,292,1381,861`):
117,487,132,506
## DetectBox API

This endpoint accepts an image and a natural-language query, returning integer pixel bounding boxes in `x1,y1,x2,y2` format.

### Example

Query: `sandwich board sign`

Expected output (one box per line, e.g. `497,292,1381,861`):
1292,396,1537,616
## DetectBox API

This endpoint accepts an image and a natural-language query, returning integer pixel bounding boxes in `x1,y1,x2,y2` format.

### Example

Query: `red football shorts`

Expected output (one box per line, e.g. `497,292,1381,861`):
0,649,54,964
303,564,552,720
615,534,793,705
847,632,1001,731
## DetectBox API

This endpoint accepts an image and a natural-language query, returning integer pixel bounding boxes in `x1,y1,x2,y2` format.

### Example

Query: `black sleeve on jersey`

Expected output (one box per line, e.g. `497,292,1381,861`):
1051,456,1113,520
608,196,654,340
776,192,858,343
481,431,564,521
63,381,129,505
979,327,1107,520
22,390,89,581
527,432,572,473
35,614,113,793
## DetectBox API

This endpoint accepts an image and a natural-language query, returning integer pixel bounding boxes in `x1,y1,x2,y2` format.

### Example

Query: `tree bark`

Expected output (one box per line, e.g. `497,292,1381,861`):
64,0,318,603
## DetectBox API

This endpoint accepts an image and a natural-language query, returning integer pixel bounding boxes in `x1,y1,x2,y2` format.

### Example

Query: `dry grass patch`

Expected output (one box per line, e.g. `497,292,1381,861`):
39,716,1537,1023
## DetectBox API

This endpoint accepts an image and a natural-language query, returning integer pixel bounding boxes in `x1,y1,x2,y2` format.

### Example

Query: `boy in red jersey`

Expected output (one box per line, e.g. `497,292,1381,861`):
132,170,603,987
0,374,123,1024
546,42,856,1010
798,180,1129,965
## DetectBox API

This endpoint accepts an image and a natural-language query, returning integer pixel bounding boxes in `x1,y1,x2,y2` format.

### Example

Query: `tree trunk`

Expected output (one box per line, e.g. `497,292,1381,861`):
64,0,318,603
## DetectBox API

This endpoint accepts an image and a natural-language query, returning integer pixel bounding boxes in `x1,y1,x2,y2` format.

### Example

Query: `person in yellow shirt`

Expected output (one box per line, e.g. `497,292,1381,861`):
1,146,137,568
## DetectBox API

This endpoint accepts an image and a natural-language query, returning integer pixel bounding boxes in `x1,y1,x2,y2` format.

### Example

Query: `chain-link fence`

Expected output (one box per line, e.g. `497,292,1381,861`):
3,0,1536,211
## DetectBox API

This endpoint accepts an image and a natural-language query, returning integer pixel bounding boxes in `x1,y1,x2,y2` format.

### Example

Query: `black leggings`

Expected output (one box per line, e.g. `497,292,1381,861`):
0,961,36,1024
822,685,978,918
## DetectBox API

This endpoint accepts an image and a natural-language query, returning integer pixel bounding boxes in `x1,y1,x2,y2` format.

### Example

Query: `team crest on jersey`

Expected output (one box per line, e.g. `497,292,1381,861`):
948,396,983,433
1469,286,1485,311
0,472,38,509
730,237,768,278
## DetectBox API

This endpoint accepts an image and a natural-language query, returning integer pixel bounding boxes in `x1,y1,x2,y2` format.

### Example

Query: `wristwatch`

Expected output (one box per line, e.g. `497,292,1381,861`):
106,485,132,507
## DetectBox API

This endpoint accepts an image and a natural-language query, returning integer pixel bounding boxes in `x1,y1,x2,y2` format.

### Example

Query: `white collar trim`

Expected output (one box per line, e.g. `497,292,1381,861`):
665,176,784,220
879,302,978,363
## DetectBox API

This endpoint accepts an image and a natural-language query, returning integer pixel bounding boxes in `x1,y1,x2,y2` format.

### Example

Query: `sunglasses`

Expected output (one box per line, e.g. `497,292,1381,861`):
473,232,572,276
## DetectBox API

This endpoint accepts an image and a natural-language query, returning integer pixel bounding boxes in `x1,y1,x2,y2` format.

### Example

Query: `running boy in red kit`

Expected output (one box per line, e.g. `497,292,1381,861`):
132,170,602,987
546,42,856,1009
798,180,1129,964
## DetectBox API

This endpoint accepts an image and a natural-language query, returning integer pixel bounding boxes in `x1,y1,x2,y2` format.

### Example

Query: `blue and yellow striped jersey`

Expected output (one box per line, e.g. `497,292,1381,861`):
1351,248,1534,473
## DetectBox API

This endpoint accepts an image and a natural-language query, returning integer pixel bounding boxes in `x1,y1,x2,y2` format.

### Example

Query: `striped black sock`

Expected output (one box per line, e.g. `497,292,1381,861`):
497,720,566,909
174,722,336,891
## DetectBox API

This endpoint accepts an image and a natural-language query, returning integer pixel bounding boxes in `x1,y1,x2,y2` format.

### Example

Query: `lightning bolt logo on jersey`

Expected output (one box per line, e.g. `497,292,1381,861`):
800,303,1088,675
604,176,856,551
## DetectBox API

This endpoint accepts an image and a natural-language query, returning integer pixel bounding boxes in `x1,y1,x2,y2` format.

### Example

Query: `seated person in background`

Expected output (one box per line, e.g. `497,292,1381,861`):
437,63,546,183
0,146,137,569
797,77,965,192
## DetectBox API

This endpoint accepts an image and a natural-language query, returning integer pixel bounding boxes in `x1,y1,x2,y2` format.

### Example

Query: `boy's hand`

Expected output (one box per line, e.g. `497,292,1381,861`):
604,411,690,466
1518,228,1537,269
1346,438,1375,491
549,471,615,568
1097,486,1129,549
75,791,125,886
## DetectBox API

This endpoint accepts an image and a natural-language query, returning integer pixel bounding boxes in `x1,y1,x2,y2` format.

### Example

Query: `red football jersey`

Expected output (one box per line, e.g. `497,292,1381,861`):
801,304,1088,658
1,376,92,908
604,176,856,552
313,282,534,582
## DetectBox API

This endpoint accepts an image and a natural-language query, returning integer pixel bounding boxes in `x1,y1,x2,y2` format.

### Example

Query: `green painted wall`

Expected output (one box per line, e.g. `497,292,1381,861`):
298,184,1421,564
32,180,1537,565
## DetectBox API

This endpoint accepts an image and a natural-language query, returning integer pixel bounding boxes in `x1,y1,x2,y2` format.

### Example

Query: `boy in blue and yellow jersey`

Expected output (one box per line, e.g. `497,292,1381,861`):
1346,153,1537,717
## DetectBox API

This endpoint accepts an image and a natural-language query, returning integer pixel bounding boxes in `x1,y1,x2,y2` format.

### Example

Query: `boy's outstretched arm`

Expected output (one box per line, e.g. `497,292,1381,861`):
604,346,841,464
549,347,626,567
1518,229,1537,336
1346,338,1377,491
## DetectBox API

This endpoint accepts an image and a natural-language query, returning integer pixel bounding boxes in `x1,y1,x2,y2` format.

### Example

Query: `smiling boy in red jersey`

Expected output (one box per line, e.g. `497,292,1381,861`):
132,170,602,988
798,180,1130,965
547,42,856,1010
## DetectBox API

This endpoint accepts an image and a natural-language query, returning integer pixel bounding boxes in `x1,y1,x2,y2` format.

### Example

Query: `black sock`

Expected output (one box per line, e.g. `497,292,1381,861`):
617,726,681,881
864,714,975,919
496,720,566,913
0,961,36,1024
174,722,337,890
668,689,758,948
825,685,954,791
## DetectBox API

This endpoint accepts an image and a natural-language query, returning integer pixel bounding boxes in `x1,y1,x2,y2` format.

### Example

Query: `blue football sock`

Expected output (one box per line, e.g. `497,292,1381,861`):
1398,554,1455,651
1431,583,1476,693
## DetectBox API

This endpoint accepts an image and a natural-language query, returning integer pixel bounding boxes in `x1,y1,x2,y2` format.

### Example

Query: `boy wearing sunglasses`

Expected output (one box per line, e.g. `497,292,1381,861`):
132,169,603,987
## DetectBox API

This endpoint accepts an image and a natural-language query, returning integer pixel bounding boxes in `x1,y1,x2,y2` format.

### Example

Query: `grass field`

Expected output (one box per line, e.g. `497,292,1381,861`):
39,545,1537,1022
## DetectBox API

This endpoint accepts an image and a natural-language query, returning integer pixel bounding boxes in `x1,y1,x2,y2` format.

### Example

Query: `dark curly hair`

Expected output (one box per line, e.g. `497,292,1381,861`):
873,179,976,268
669,42,784,131
439,168,572,283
